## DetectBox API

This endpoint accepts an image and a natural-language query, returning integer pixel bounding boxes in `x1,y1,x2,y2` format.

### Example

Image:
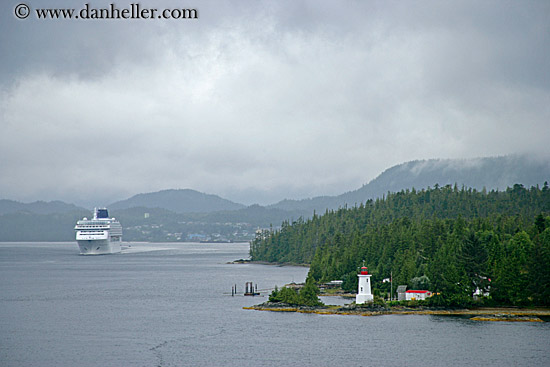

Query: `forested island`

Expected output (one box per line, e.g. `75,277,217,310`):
250,183,550,307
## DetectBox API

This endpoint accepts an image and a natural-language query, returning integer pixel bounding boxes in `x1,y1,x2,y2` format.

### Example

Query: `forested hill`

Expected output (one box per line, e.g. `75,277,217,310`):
0,199,86,215
268,155,550,212
109,189,245,213
250,183,550,306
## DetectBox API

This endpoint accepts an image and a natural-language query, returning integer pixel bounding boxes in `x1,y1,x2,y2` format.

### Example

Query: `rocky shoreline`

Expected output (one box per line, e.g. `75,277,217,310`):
244,302,549,322
227,259,309,267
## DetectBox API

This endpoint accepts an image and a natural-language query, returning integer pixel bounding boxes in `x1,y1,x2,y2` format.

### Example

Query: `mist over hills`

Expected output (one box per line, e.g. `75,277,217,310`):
268,155,550,212
1,154,548,241
347,155,550,200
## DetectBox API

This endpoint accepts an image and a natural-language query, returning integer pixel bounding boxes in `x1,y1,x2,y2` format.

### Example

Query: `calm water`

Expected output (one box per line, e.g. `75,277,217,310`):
1,242,549,367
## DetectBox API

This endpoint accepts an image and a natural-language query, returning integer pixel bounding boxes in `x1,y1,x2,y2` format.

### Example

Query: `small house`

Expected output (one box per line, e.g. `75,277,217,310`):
405,290,432,301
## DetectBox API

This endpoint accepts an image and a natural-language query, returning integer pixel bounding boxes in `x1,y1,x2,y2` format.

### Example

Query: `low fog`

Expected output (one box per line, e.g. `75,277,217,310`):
1,0,549,206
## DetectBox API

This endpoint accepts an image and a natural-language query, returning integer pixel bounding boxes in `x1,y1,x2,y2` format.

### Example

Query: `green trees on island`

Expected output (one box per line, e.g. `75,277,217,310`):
251,183,550,306
268,277,324,307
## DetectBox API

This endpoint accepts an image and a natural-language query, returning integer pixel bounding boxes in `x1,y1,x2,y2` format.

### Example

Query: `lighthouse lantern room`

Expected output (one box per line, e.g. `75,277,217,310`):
356,266,373,304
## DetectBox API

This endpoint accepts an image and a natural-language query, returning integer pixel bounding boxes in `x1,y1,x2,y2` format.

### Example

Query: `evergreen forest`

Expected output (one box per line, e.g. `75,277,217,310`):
250,183,550,307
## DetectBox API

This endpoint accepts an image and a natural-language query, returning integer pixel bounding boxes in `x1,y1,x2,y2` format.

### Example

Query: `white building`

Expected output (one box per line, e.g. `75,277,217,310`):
356,267,373,304
405,290,432,301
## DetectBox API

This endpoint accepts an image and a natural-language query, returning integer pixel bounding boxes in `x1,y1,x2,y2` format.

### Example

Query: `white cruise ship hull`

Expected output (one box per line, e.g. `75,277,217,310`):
75,208,123,255
77,239,121,255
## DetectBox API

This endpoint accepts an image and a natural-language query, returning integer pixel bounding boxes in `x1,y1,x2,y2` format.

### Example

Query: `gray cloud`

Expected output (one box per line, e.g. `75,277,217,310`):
1,0,549,206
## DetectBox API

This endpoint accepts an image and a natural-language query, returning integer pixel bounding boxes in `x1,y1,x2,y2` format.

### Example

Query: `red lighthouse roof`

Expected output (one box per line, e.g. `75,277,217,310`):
360,267,369,275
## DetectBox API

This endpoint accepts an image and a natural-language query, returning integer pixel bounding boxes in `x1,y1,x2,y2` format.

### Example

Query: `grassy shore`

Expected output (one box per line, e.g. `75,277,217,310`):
244,302,550,322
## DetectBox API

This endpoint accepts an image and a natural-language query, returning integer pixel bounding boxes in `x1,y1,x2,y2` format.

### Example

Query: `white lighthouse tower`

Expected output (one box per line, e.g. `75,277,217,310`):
356,266,373,304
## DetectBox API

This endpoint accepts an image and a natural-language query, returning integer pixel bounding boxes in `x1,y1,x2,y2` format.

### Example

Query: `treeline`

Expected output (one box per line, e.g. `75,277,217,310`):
250,183,550,306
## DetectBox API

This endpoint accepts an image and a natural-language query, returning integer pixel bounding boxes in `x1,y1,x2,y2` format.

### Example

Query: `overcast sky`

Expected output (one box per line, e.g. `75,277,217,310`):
1,0,549,207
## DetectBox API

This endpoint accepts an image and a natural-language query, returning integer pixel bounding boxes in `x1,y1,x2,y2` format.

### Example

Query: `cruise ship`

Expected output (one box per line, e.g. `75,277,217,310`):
75,208,122,255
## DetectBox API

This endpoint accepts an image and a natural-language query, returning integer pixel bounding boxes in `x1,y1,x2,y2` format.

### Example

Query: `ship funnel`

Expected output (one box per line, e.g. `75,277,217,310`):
93,208,109,219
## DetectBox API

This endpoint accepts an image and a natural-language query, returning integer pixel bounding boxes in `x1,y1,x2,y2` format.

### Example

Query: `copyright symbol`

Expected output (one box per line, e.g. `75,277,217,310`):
15,3,30,19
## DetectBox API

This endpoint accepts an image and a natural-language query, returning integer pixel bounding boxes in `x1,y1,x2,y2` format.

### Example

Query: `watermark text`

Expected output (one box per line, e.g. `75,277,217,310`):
14,3,199,20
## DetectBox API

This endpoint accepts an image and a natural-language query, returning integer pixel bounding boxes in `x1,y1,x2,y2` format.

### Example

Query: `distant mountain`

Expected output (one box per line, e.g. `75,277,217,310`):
0,211,90,241
112,204,309,241
269,155,550,213
108,189,246,214
3,155,549,242
339,155,550,205
0,199,86,215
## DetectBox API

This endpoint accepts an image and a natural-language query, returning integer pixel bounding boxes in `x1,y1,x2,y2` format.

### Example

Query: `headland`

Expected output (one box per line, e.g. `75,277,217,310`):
244,302,550,322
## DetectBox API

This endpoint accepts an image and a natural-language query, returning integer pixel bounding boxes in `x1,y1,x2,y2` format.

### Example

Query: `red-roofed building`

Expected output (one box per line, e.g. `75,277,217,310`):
405,290,432,301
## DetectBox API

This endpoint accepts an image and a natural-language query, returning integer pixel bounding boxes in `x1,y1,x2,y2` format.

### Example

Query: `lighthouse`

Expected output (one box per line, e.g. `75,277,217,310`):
356,266,373,304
